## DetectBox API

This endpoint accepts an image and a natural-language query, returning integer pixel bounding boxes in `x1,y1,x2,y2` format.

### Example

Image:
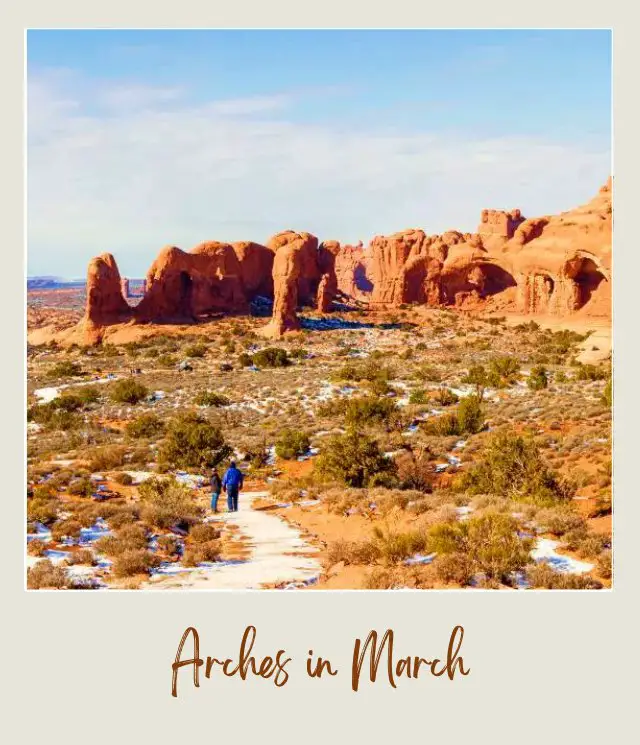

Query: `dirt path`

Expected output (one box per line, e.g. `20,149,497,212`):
146,492,322,590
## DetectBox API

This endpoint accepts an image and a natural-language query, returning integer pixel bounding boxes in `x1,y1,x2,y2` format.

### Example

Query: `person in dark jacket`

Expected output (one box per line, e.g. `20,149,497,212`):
222,461,244,512
210,467,222,513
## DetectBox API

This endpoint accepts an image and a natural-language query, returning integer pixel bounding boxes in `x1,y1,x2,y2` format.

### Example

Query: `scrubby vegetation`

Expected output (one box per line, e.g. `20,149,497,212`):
275,429,310,460
27,302,611,591
158,413,232,470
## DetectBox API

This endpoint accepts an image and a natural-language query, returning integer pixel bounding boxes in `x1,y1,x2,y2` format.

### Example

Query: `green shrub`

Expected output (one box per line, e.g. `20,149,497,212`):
344,396,399,428
67,477,93,497
462,364,490,396
28,400,83,430
252,348,290,368
371,524,429,564
157,354,178,368
461,430,568,503
47,361,83,380
332,360,394,384
425,395,484,436
602,378,612,407
158,412,232,470
126,413,165,439
409,389,429,405
528,366,548,391
184,343,208,358
275,429,311,460
238,352,253,367
489,356,520,382
110,378,149,404
194,391,231,407
456,396,485,434
574,363,609,381
429,511,533,583
315,430,397,488
27,497,59,525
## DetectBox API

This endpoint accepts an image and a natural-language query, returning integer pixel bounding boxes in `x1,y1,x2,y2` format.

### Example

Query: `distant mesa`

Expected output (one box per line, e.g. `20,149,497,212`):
39,179,612,345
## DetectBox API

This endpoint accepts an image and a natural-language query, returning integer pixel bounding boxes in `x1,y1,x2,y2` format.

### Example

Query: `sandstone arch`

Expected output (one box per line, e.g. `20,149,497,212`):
442,261,516,305
563,254,609,312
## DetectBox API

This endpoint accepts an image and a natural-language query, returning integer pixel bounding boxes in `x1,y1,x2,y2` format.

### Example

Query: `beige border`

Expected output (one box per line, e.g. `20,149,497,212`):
5,4,639,742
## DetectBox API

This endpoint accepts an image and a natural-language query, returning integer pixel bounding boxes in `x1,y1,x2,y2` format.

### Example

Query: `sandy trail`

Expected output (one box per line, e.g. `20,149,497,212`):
146,492,322,590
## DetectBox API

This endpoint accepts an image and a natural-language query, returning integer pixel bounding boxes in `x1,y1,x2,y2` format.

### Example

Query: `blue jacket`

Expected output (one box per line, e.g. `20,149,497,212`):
222,466,244,491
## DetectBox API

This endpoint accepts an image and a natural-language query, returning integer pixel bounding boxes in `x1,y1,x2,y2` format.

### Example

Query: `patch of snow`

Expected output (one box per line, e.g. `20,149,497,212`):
531,538,594,574
404,553,436,566
146,492,322,590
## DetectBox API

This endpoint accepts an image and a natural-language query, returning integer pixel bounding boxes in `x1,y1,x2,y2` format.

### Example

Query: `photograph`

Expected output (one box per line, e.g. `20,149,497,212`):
25,28,612,591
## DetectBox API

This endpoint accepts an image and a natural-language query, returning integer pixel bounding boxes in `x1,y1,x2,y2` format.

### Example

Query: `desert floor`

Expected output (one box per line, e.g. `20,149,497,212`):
26,294,612,590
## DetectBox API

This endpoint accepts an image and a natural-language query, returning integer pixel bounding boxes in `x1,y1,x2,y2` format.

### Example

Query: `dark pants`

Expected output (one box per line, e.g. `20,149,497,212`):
227,486,239,512
210,492,220,512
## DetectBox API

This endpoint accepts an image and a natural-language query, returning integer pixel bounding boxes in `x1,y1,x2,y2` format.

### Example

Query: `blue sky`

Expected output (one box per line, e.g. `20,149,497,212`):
27,30,611,278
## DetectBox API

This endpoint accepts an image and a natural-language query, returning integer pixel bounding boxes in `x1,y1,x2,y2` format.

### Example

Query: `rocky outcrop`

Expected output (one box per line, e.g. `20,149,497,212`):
366,229,463,307
478,209,525,239
67,178,611,346
266,231,320,305
136,242,247,323
231,241,274,299
81,253,132,344
509,182,611,316
259,241,303,338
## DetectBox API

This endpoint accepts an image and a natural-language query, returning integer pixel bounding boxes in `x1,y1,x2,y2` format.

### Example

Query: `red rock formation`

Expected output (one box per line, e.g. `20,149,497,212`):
231,241,274,299
333,241,372,302
67,178,611,347
260,242,302,338
316,273,337,312
316,240,340,312
509,183,611,316
478,209,525,239
266,231,320,305
81,253,132,344
136,242,247,323
366,229,464,306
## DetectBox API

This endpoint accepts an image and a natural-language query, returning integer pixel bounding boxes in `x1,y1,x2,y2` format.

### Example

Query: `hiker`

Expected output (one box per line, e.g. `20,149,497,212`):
210,467,222,513
222,461,244,512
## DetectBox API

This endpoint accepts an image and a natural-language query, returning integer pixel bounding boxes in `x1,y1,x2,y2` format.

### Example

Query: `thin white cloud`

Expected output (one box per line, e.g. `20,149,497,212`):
27,71,610,277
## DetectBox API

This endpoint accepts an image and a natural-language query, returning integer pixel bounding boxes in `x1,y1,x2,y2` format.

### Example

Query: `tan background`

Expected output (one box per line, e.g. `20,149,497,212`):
4,3,638,742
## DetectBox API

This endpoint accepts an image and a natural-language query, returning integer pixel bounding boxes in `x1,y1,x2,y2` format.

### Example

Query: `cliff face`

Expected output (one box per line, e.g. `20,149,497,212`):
77,180,611,342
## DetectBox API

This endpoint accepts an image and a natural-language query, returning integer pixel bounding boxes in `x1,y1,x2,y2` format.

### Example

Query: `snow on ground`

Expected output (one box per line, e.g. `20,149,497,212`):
404,553,436,566
33,374,118,403
531,538,594,574
146,491,322,590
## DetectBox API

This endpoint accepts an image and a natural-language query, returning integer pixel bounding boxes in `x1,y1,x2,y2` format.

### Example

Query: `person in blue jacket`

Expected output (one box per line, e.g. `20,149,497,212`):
222,461,244,512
